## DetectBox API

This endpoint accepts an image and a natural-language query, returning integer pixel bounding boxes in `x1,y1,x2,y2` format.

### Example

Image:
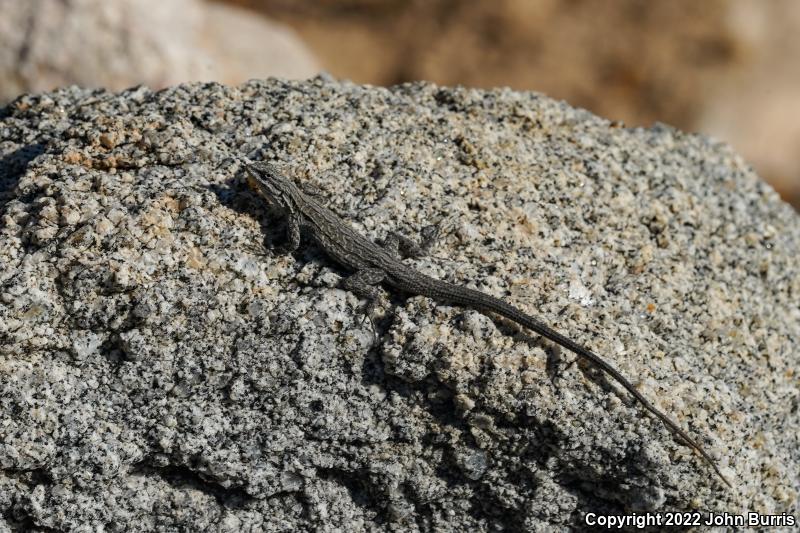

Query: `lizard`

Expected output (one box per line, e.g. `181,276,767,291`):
245,159,731,487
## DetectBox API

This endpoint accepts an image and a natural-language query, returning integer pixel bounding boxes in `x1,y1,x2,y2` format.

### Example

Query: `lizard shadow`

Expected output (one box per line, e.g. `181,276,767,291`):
507,325,629,403
211,177,299,257
0,142,48,209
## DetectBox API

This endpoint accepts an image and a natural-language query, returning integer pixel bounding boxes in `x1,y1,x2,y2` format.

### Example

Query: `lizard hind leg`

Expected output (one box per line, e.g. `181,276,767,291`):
384,225,440,259
341,268,386,342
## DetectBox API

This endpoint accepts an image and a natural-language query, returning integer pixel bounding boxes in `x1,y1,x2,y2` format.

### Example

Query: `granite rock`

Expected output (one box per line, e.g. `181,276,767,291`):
0,78,797,531
0,0,320,103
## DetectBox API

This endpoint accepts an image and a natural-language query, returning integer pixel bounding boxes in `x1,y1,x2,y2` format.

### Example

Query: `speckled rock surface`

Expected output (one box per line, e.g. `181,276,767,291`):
0,78,797,531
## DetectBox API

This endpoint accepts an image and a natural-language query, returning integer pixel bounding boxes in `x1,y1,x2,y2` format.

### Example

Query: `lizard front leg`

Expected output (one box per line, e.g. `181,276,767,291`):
341,268,386,340
384,225,440,259
251,213,302,257
277,213,302,253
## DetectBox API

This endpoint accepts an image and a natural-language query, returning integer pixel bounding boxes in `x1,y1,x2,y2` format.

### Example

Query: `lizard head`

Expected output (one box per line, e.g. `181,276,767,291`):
245,161,299,213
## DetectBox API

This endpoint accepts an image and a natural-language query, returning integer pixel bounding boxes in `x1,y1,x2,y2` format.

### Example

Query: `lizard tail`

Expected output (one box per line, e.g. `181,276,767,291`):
416,275,732,487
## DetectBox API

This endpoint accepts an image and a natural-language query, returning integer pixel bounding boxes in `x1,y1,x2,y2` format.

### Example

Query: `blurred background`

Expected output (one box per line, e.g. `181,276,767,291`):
1,0,798,208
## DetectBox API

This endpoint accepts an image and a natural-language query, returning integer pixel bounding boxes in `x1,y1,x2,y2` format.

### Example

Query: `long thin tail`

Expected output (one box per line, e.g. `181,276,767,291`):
513,307,731,487
418,276,732,487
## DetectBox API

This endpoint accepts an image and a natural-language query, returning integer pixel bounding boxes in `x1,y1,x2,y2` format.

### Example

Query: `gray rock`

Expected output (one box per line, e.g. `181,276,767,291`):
0,78,797,531
0,0,320,103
